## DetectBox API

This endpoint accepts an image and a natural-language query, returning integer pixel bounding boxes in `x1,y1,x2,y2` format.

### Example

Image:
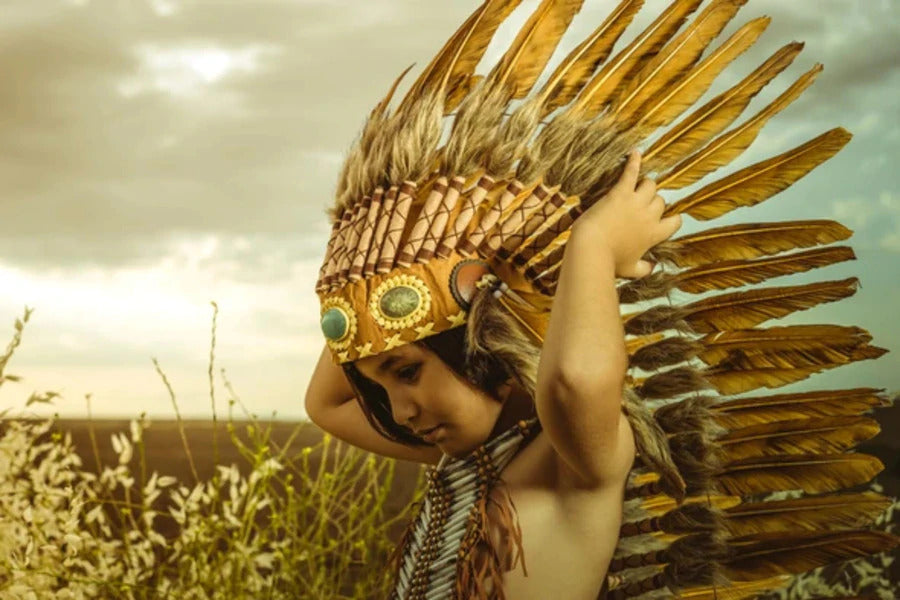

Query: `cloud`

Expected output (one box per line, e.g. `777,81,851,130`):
830,191,900,252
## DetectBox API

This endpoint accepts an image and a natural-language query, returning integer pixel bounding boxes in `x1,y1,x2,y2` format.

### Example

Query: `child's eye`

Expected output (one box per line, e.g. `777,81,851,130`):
397,364,420,382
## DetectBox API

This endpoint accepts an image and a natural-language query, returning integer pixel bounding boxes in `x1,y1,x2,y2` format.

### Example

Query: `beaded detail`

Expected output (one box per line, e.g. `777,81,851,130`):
389,417,541,600
370,273,432,330
320,296,357,351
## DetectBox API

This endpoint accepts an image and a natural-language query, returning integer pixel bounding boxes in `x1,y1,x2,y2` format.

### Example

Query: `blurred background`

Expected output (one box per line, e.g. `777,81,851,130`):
0,0,897,421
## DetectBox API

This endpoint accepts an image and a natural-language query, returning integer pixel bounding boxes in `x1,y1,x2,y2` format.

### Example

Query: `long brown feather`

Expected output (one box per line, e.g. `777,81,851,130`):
703,346,886,395
619,245,856,302
723,492,893,538
399,4,485,111
669,220,854,268
400,0,524,113
697,324,872,367
568,0,704,118
714,453,885,496
538,0,644,117
674,576,793,600
613,0,751,127
658,64,824,190
711,388,891,430
716,415,881,461
666,128,854,219
632,15,768,133
682,278,860,333
722,529,900,580
644,41,803,171
675,246,856,294
486,0,585,100
704,364,825,395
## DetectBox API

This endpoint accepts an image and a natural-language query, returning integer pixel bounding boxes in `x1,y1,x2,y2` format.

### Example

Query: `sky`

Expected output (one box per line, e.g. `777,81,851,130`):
0,0,898,420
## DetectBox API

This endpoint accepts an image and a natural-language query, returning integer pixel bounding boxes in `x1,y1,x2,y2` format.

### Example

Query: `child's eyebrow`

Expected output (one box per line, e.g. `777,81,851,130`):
377,355,402,373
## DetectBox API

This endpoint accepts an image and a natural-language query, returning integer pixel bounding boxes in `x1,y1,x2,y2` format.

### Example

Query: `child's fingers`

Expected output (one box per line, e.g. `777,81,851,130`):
632,259,654,279
616,149,642,192
659,214,683,241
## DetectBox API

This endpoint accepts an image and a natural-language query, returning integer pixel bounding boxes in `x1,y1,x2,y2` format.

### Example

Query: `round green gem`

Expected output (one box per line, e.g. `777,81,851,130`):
321,308,349,341
380,286,421,319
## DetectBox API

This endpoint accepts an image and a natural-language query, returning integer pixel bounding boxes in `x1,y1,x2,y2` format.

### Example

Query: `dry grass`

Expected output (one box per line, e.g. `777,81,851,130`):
0,306,426,599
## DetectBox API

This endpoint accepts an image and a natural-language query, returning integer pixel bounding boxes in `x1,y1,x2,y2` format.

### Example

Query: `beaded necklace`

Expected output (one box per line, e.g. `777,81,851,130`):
388,416,542,600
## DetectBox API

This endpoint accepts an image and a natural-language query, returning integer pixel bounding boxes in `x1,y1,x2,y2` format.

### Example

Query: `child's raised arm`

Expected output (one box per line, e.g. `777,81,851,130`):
535,149,682,488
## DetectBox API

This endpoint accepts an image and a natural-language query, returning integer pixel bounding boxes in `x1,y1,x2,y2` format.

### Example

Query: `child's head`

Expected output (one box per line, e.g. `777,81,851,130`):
343,287,540,456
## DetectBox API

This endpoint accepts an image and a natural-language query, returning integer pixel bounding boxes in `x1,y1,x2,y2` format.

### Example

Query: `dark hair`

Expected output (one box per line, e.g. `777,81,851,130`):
342,325,511,447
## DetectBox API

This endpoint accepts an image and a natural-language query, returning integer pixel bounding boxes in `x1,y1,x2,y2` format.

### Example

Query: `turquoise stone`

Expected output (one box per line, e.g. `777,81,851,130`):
380,286,420,319
321,308,349,340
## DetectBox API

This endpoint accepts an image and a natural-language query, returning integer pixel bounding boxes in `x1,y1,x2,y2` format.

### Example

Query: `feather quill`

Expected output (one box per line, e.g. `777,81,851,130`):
704,346,885,395
704,364,825,395
400,0,524,113
619,246,855,302
697,324,872,367
676,245,855,293
631,16,769,133
674,576,793,600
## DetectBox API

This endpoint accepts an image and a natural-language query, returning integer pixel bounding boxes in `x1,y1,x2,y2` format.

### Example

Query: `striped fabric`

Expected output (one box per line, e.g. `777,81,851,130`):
390,417,542,599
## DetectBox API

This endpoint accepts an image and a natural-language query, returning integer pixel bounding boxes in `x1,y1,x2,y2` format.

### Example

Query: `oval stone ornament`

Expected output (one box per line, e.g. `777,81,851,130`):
321,307,349,341
380,285,421,319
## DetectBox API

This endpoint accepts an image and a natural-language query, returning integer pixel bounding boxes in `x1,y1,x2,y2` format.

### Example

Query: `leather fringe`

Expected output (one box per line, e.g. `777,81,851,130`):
454,476,528,599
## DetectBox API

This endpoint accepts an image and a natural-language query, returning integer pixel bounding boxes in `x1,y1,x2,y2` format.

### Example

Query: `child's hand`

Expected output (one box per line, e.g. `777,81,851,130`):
574,149,682,279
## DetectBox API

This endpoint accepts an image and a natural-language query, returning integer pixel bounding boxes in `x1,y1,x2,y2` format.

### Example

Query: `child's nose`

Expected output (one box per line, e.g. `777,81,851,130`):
389,390,419,426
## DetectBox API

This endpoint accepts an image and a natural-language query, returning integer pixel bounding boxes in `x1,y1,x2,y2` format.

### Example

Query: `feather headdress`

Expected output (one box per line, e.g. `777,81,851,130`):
314,0,898,598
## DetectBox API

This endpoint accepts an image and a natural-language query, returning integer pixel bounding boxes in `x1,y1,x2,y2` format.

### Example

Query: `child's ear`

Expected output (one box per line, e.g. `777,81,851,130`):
495,378,515,403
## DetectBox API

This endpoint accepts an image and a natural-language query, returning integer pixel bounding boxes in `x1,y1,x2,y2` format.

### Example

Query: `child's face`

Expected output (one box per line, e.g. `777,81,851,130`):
355,343,504,458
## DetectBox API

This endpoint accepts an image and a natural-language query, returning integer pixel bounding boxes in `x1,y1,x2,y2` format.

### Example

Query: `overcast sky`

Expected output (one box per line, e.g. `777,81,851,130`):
1,0,898,420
